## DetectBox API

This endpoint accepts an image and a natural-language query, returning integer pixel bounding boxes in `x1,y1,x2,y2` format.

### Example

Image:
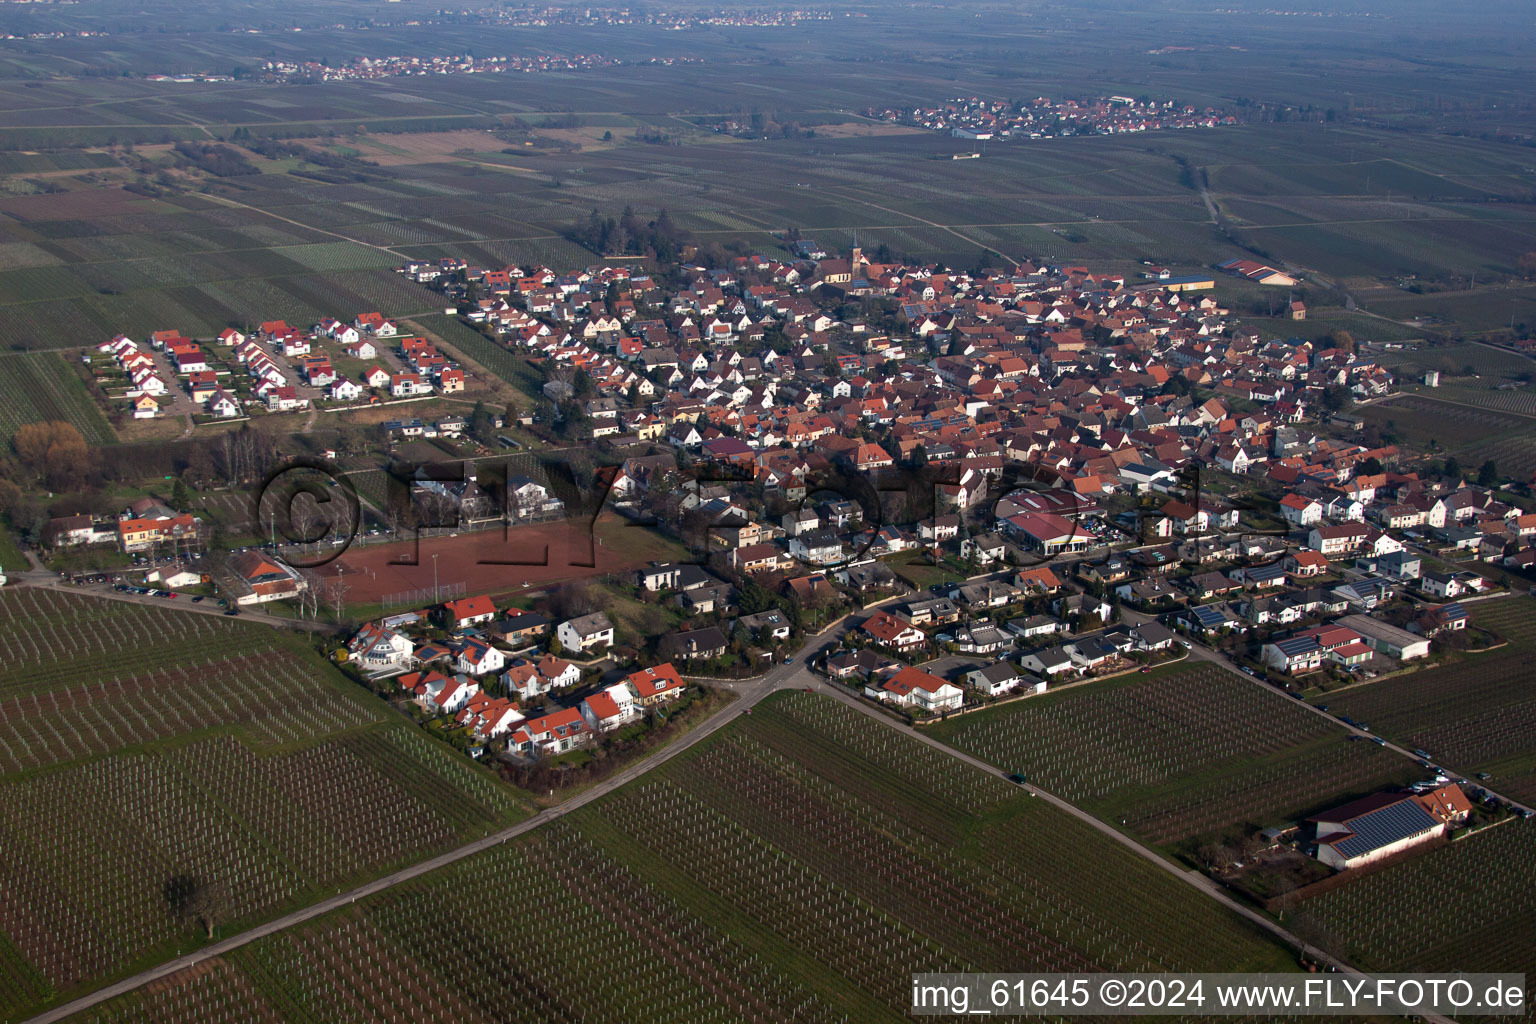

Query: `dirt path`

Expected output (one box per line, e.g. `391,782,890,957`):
819,187,1024,267
200,191,408,259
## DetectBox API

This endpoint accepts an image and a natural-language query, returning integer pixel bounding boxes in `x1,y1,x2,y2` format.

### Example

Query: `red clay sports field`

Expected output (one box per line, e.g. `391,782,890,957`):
307,518,672,604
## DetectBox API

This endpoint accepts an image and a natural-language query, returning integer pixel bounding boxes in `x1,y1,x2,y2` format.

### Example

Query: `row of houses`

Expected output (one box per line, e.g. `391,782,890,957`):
397,660,688,755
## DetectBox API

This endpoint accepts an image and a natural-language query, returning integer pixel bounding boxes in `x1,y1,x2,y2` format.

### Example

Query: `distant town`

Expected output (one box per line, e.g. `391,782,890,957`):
866,94,1241,140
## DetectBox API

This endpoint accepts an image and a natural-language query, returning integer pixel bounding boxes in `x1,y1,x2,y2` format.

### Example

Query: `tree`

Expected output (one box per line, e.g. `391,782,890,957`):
0,478,21,516
1321,384,1351,412
1289,911,1337,957
13,420,88,486
1478,459,1499,487
171,476,192,510
1358,456,1382,477
469,400,494,442
1444,456,1462,481
1328,329,1355,354
547,580,596,620
165,875,231,939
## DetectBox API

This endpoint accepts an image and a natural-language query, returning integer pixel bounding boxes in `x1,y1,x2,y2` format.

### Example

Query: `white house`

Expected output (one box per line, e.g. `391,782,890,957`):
328,378,363,402
452,637,506,677
579,683,638,733
207,390,241,419
407,671,481,715
557,612,615,653
964,662,1022,696
507,708,590,756
347,622,415,673
1279,493,1323,527
868,665,964,712
443,595,497,629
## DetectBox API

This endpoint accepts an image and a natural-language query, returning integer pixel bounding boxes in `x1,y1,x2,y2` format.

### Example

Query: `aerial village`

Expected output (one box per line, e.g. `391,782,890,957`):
47,236,1536,871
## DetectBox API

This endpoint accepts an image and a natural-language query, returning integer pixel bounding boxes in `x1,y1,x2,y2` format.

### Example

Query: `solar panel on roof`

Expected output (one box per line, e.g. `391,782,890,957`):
1192,605,1227,626
1332,800,1439,860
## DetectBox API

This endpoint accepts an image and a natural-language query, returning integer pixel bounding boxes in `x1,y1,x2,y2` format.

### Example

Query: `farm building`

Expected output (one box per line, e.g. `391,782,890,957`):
1338,614,1431,662
1309,785,1472,870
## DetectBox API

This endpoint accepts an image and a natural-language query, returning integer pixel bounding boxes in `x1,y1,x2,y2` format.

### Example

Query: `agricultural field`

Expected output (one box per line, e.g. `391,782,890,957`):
1361,283,1536,335
1469,595,1536,648
1321,627,1536,807
62,692,1296,1024
927,664,1420,848
1299,819,1536,982
1374,340,1534,381
0,588,527,1020
1461,432,1536,482
0,112,1527,363
1355,393,1531,452
0,352,114,446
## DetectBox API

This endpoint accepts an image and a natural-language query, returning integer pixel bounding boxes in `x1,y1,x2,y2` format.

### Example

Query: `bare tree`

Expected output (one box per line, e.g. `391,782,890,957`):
327,573,350,622
547,580,597,620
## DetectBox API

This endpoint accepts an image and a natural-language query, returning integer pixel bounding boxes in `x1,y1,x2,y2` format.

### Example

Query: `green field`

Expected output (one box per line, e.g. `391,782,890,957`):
1321,604,1536,807
1300,819,1536,982
0,588,528,1020
1373,340,1533,380
1470,594,1536,648
62,691,1296,1023
0,519,24,572
927,664,1420,848
0,352,114,445
0,117,1528,359
1357,393,1531,453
